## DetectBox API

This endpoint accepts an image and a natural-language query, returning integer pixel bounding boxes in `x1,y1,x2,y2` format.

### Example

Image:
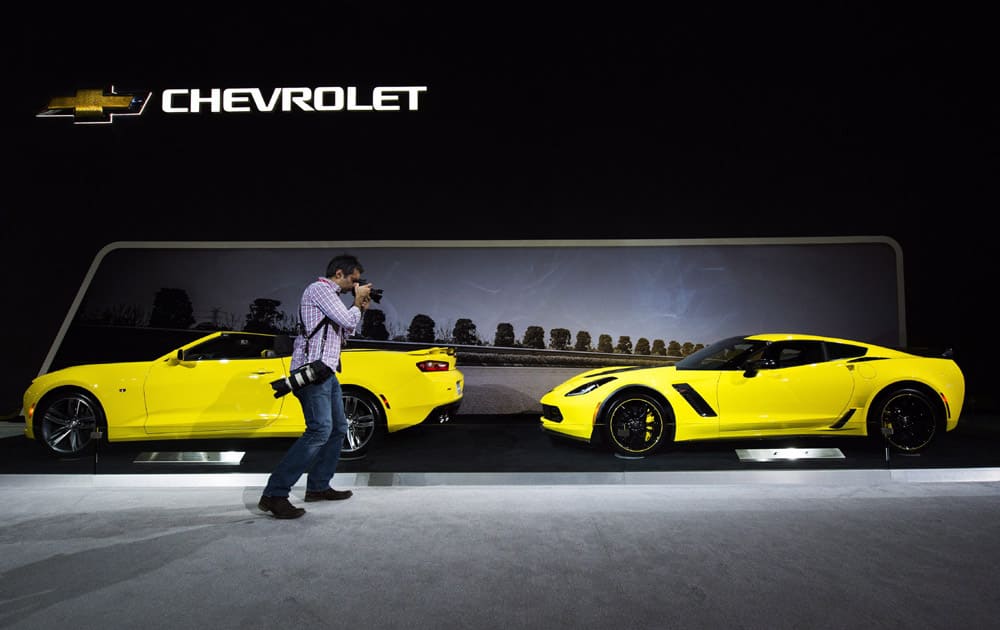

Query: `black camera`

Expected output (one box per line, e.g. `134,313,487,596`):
354,278,384,304
269,360,333,398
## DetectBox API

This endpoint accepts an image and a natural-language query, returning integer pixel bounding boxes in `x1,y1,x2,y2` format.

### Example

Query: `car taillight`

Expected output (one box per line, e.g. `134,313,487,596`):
416,360,450,372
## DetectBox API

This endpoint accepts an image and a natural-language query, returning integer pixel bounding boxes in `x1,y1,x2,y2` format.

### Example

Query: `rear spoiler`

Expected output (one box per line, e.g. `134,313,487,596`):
411,346,457,356
902,346,955,359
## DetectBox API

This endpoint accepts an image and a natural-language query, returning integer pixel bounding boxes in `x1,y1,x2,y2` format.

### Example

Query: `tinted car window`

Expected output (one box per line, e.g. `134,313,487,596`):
766,341,825,368
826,341,868,360
186,334,275,360
675,336,767,370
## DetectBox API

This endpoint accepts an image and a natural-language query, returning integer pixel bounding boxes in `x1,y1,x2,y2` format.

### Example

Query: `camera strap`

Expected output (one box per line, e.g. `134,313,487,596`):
300,307,331,362
298,281,347,371
299,303,345,368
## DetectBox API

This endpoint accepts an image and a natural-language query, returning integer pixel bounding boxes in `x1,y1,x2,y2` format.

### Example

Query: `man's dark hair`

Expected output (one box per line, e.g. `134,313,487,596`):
326,253,364,278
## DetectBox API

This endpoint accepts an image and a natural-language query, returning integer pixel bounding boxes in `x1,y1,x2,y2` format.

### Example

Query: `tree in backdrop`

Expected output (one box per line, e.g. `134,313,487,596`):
651,339,667,356
90,303,146,327
407,313,436,343
452,318,479,345
597,334,613,353
574,330,592,351
244,298,287,333
635,337,650,355
667,340,682,357
494,322,515,347
522,325,545,349
616,335,633,354
361,309,390,340
149,288,195,329
549,328,571,350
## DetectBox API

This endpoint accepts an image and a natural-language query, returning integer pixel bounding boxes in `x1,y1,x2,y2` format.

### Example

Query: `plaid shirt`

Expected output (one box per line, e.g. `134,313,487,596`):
291,277,362,372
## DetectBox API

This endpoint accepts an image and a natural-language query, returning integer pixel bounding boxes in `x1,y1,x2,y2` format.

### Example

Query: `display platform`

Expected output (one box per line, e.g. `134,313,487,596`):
2,412,998,478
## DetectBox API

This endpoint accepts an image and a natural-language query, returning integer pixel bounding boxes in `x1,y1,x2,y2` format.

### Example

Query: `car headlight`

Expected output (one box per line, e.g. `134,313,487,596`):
566,377,616,396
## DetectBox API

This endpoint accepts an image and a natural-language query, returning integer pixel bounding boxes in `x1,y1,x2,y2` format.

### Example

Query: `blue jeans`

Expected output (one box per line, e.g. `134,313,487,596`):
263,375,348,497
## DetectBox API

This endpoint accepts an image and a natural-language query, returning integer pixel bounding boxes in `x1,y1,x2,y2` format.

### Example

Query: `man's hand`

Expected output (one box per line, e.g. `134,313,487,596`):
354,283,373,310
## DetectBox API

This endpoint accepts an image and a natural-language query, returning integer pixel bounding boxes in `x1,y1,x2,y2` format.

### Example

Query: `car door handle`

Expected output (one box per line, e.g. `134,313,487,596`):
254,370,276,375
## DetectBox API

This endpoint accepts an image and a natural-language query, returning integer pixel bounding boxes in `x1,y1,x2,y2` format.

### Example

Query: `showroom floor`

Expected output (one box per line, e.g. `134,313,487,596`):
2,470,1000,629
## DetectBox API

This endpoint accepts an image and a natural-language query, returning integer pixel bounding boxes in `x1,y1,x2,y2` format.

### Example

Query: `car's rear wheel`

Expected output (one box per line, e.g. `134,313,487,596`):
341,388,385,459
875,387,940,452
603,392,673,457
33,390,107,458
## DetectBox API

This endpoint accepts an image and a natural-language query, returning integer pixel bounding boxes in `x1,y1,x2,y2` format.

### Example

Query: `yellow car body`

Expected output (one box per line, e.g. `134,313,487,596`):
540,333,965,456
23,331,463,457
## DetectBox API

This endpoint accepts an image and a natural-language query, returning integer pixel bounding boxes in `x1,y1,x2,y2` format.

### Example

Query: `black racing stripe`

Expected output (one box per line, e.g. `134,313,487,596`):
829,408,855,429
672,383,717,417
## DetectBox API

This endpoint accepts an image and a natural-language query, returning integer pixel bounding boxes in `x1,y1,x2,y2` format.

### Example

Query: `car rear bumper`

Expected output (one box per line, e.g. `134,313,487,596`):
421,400,463,424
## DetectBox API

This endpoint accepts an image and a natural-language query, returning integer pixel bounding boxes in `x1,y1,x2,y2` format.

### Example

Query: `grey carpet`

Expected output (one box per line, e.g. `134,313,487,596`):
1,474,999,629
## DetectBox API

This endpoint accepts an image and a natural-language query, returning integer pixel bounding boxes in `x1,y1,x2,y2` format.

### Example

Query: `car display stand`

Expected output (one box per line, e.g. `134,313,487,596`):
134,451,246,465
735,447,845,462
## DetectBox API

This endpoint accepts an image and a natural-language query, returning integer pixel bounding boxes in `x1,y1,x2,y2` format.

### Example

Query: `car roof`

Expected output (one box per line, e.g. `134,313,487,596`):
746,333,878,347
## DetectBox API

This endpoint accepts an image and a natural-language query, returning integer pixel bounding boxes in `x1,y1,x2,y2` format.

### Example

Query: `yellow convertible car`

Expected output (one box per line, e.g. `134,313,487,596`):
540,333,965,457
23,331,463,458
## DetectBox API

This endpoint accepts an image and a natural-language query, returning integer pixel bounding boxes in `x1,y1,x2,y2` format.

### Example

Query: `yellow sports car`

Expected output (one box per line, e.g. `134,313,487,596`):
23,331,463,458
540,333,965,456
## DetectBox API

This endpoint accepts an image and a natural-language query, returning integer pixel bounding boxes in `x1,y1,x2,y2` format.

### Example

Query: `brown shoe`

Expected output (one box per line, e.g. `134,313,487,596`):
304,488,353,502
258,495,306,519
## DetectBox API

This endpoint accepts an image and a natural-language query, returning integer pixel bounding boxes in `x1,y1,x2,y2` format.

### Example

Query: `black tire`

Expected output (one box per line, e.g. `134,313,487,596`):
603,393,673,457
874,387,940,452
341,388,385,458
33,389,107,458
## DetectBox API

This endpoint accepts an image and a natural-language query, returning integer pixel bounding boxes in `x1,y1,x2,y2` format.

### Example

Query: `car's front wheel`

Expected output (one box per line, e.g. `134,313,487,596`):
603,392,673,457
874,387,940,452
341,388,385,459
33,389,107,458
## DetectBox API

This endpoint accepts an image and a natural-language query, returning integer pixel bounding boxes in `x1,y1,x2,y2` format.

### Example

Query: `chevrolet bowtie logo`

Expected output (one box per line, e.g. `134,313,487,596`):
37,86,150,124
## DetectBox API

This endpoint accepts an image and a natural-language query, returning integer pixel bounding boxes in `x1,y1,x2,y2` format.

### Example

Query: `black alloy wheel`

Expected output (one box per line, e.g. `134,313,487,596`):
878,388,939,452
604,393,672,456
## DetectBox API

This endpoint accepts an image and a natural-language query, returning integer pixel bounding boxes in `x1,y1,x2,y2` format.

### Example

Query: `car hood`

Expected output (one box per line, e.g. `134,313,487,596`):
27,361,153,392
548,364,677,393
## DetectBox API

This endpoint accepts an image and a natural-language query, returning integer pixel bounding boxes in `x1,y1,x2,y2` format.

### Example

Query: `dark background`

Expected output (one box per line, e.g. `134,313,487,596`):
8,6,994,415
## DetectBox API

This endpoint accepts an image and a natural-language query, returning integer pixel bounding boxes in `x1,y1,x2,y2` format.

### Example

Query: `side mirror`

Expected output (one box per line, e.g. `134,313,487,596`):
166,349,184,366
742,357,776,377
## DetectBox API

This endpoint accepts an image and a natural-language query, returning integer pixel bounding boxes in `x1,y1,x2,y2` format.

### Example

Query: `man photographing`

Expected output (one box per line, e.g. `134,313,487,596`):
258,253,372,519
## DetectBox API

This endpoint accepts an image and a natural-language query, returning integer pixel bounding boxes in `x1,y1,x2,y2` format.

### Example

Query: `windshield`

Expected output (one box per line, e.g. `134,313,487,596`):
674,335,769,370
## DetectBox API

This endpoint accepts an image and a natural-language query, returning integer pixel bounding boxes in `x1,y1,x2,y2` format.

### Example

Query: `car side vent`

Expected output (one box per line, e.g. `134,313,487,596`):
829,408,855,429
672,383,717,417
